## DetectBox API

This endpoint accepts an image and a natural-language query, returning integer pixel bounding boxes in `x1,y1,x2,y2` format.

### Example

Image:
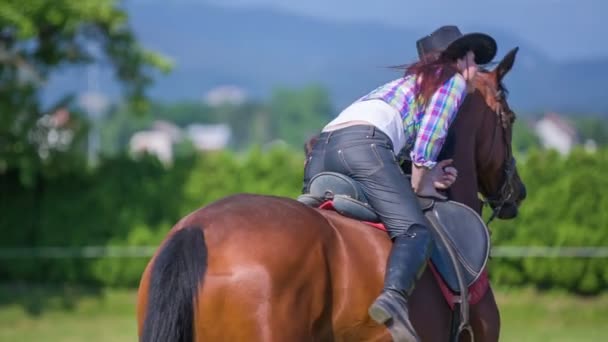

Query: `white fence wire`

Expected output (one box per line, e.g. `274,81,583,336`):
0,246,608,259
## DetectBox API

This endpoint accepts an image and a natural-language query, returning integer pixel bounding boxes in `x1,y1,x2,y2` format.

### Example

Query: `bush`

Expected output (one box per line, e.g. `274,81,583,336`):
1,146,607,293
489,147,608,294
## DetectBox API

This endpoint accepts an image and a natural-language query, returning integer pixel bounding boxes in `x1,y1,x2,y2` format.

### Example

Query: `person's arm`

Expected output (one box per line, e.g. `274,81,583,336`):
409,73,466,198
409,73,467,169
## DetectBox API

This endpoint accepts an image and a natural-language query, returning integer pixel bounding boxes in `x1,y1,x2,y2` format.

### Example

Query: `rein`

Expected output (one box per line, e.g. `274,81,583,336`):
478,88,517,225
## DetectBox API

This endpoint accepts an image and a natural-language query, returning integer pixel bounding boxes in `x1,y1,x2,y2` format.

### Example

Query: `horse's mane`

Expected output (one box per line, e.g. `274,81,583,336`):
477,67,509,96
472,69,515,129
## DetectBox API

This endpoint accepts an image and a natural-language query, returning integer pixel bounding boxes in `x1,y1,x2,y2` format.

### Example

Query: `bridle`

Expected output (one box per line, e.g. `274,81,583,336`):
479,85,518,225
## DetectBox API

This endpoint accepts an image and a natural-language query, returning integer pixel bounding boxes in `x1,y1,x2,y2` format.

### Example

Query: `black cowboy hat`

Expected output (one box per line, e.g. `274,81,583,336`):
416,25,497,65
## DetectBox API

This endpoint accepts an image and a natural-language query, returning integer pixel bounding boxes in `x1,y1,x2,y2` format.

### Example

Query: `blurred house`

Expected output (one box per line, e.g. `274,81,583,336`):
534,113,580,155
152,120,182,143
186,123,232,151
129,129,175,165
129,120,232,164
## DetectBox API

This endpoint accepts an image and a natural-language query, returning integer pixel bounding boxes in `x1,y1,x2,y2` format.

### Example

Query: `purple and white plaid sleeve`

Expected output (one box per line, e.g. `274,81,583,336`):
410,74,467,169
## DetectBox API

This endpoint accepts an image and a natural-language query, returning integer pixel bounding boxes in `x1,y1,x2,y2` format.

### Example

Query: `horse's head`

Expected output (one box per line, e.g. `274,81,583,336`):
469,47,527,221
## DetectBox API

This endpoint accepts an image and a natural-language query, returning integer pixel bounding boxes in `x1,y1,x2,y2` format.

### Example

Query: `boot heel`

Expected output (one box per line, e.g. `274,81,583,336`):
368,302,392,324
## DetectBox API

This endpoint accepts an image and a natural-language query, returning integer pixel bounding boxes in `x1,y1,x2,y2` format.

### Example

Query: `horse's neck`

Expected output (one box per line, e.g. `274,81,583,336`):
444,98,484,215
444,162,483,215
476,106,508,189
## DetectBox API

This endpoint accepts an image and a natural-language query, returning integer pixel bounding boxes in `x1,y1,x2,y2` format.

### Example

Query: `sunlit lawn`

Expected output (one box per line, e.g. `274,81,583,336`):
0,285,135,342
496,287,608,342
0,285,606,341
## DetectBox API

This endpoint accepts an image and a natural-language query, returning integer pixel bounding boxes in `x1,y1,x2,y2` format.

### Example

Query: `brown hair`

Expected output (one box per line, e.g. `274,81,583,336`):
390,54,459,106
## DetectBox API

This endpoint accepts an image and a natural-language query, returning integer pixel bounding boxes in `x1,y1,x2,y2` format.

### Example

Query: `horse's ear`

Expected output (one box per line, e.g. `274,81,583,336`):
496,47,519,81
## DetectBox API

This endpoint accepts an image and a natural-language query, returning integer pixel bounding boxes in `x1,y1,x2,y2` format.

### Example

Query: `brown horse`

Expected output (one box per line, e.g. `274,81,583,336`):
136,48,526,342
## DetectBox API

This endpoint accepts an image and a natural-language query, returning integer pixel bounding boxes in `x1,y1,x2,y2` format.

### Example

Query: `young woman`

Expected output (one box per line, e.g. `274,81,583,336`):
302,26,497,342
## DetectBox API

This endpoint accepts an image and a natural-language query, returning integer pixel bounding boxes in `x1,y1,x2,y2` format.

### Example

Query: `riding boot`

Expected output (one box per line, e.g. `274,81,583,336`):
368,225,433,342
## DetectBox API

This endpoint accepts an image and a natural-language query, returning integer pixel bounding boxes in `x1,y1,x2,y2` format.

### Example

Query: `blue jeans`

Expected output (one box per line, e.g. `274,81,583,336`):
303,124,427,239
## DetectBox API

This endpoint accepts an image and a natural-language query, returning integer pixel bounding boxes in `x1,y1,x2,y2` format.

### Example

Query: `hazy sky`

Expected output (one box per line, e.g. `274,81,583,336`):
139,0,604,61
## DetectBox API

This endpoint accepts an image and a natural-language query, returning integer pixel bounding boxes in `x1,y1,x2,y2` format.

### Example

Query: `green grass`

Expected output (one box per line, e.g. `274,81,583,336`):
496,287,608,342
0,285,606,341
0,285,136,342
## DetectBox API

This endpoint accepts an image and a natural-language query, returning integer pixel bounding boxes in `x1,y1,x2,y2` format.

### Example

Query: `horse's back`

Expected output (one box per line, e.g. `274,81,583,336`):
190,193,339,263
183,194,344,341
199,194,395,341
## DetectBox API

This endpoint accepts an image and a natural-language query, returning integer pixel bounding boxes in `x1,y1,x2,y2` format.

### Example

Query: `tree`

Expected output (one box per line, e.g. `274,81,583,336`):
512,119,540,153
573,116,608,146
269,84,333,147
0,0,172,185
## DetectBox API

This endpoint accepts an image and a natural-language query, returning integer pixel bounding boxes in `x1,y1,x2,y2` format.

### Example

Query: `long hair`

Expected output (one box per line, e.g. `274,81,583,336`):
390,53,459,106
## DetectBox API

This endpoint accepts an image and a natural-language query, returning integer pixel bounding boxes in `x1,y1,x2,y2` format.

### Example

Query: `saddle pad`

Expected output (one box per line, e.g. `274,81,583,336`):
429,263,490,309
425,201,490,293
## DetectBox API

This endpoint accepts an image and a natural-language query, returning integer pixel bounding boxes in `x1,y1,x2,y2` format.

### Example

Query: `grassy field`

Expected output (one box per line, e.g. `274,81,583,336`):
0,285,606,341
495,288,608,341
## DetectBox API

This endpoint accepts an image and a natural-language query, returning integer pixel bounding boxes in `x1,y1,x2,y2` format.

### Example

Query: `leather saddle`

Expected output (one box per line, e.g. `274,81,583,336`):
297,171,491,295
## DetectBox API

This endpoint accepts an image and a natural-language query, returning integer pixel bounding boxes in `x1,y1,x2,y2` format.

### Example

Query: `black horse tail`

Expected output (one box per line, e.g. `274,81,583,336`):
141,226,208,342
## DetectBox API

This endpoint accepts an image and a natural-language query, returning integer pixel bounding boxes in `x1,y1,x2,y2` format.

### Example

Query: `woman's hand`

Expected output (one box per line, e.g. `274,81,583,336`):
433,160,458,190
411,159,457,200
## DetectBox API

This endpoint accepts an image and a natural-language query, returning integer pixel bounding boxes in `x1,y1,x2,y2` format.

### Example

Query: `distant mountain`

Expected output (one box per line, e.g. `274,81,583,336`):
43,2,608,116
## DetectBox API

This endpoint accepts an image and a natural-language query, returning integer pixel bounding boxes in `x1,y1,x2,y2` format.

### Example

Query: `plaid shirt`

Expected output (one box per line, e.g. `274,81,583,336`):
358,73,467,168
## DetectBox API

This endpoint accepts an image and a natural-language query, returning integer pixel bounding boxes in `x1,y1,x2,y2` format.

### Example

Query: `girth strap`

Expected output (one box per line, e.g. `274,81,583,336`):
424,208,474,342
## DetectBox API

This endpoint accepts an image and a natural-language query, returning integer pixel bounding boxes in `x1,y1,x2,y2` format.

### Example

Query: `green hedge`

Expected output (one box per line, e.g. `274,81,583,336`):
1,146,607,294
489,147,608,294
0,146,304,287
